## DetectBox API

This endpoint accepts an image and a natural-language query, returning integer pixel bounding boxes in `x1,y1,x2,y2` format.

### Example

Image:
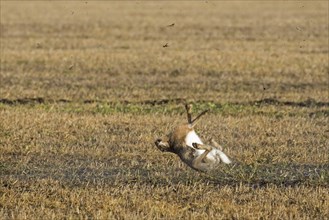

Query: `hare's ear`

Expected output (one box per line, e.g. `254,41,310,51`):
185,103,193,124
190,109,209,128
185,103,209,128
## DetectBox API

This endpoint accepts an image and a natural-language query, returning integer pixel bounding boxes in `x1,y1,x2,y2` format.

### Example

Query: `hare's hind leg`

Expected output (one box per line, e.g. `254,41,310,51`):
210,139,223,151
191,143,211,171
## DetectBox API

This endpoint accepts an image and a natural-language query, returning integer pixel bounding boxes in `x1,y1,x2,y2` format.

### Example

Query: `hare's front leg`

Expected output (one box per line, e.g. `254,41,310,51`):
192,142,212,151
194,139,223,151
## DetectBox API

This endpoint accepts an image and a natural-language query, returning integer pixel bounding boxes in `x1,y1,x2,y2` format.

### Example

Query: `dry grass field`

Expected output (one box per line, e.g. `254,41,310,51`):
0,1,328,219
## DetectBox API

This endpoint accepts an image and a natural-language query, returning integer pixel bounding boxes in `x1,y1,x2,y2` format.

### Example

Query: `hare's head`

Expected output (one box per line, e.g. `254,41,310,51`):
154,136,172,153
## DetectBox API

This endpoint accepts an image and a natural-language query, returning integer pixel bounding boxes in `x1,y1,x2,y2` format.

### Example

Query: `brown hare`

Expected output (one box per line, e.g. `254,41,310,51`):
155,104,232,172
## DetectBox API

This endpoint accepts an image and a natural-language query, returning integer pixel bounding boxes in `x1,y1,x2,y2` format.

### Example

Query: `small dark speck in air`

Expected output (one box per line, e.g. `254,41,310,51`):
296,27,302,31
36,42,42,49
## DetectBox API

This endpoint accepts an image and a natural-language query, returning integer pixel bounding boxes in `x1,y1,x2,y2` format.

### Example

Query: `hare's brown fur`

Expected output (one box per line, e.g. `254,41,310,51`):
155,104,232,172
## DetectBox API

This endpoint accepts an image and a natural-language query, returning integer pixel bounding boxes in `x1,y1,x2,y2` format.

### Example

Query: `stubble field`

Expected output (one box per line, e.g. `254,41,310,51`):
0,1,328,219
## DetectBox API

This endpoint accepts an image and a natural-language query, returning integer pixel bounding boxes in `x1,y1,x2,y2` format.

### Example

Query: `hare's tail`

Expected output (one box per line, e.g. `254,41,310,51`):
218,151,232,164
210,139,232,164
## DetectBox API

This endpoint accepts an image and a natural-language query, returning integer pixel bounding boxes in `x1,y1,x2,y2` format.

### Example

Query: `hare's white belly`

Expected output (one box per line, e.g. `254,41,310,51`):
185,130,214,159
185,130,203,147
196,148,231,164
185,130,231,164
196,149,220,162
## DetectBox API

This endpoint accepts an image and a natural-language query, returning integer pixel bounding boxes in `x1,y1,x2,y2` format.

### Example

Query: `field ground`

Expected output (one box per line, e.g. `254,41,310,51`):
1,1,328,219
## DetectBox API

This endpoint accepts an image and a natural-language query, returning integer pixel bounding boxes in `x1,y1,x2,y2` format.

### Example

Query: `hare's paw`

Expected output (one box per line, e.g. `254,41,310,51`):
192,142,200,149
